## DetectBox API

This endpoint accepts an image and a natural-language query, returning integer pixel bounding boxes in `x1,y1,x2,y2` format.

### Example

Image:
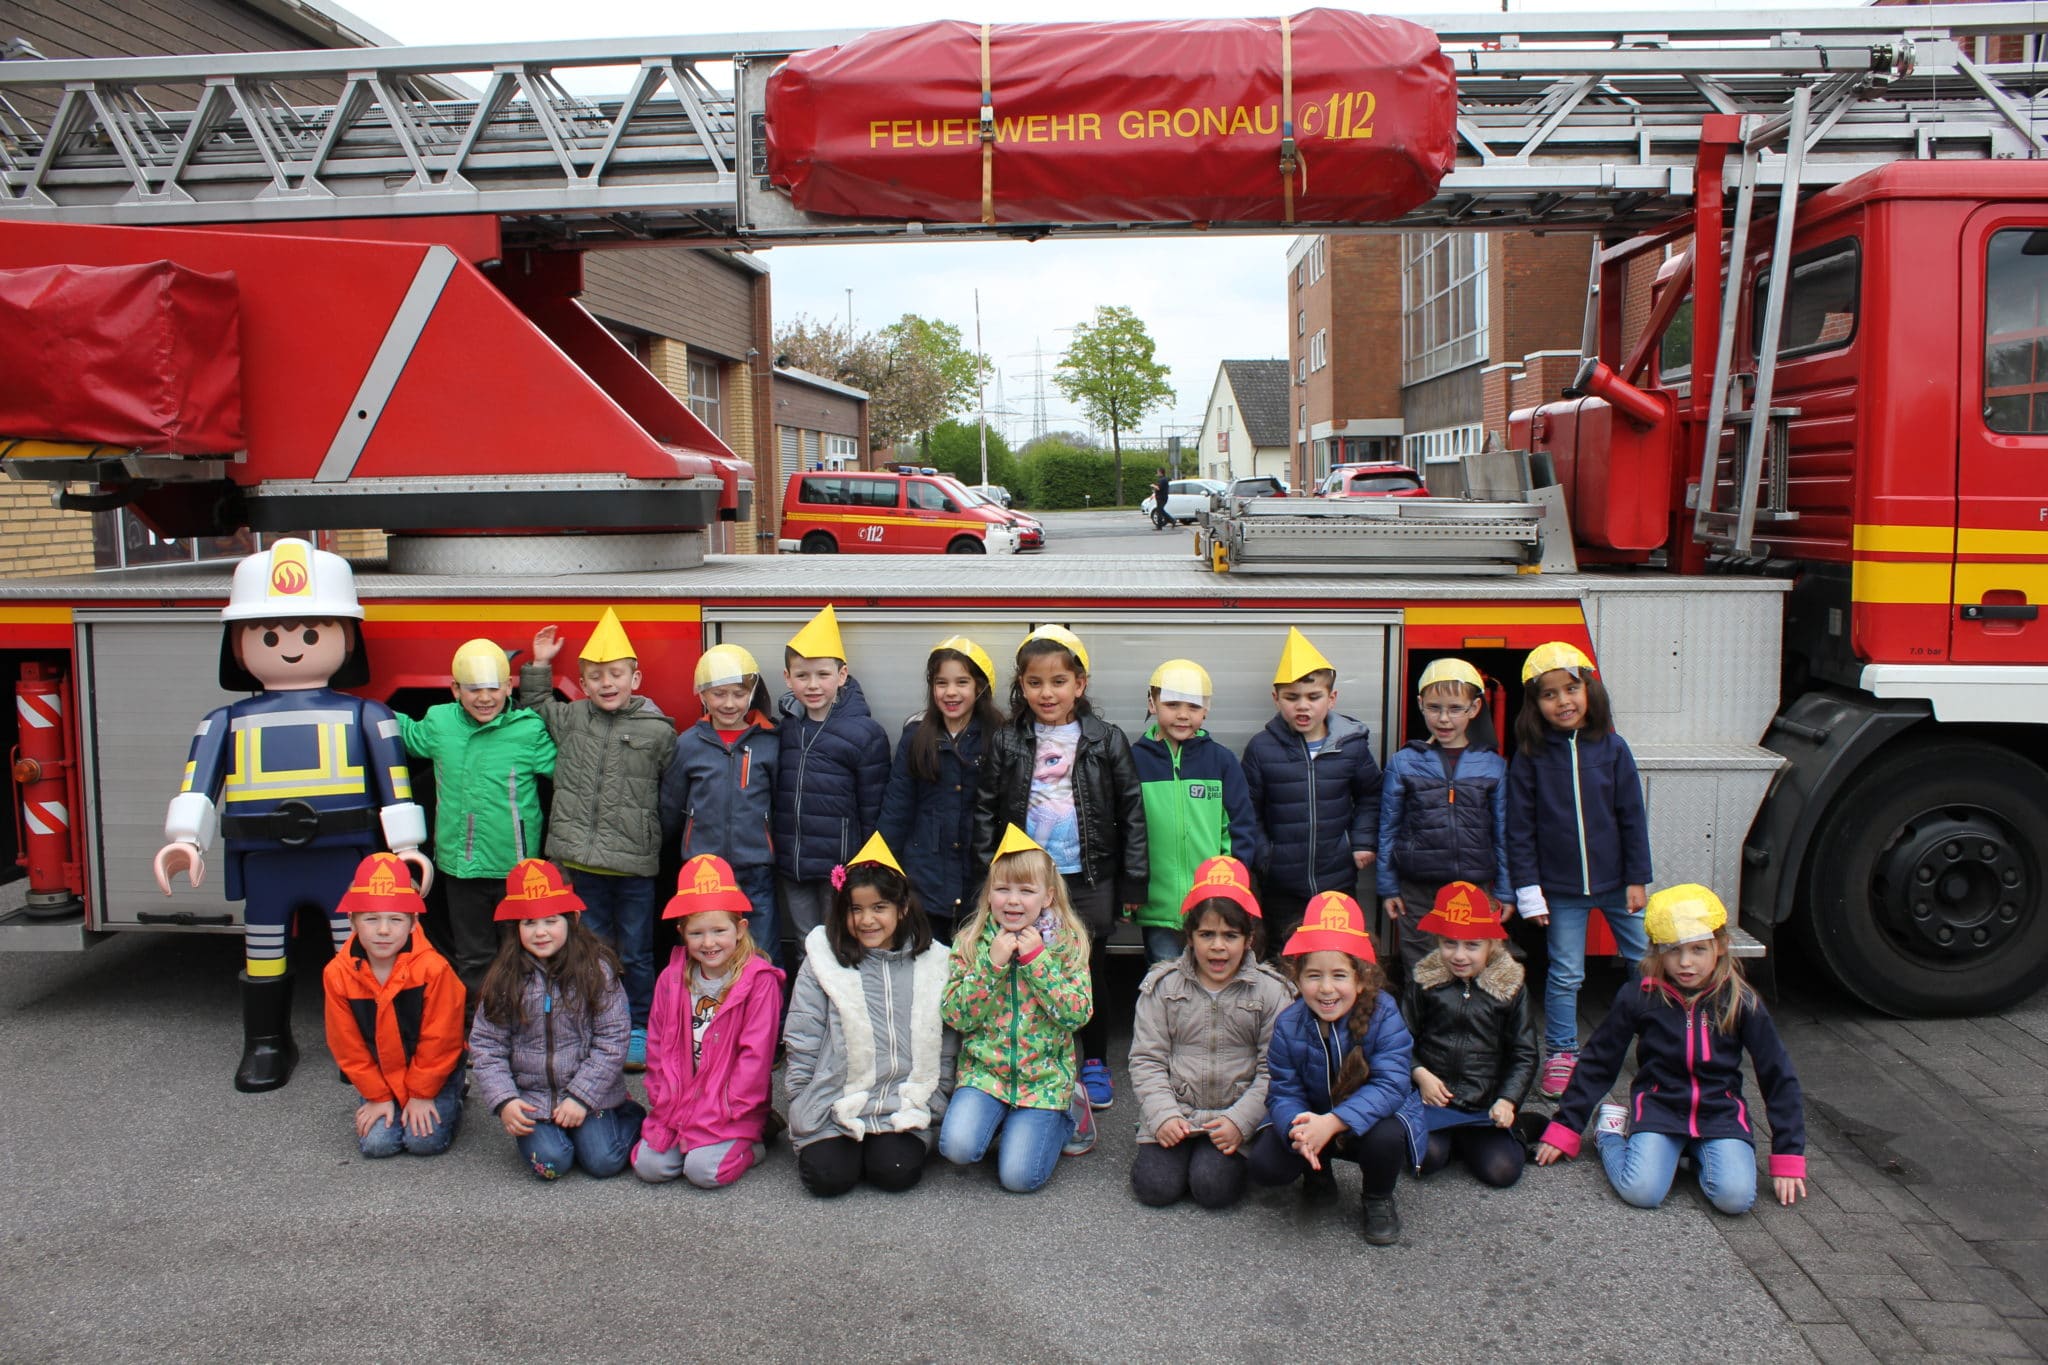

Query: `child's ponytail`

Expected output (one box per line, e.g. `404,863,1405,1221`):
1331,954,1387,1103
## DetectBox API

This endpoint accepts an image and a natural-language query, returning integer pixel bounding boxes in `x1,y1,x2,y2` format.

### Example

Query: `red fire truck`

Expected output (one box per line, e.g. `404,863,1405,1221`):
2,8,2046,1017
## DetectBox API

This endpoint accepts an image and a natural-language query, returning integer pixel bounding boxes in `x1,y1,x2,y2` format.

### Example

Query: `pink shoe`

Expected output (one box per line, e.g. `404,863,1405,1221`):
1540,1051,1578,1099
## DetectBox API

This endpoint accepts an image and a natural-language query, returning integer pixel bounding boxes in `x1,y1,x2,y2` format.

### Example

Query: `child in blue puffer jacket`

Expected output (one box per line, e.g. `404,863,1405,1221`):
878,637,1002,937
1377,657,1511,981
1506,641,1653,1100
660,644,779,969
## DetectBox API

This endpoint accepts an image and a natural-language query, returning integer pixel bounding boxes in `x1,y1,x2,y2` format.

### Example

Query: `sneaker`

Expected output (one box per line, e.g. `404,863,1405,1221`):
1596,1102,1628,1139
1362,1194,1402,1246
1080,1058,1115,1109
625,1027,647,1073
1539,1051,1577,1099
1062,1099,1097,1156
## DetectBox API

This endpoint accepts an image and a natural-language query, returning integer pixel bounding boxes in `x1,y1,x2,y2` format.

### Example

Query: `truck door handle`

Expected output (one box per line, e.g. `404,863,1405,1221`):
1960,603,2038,621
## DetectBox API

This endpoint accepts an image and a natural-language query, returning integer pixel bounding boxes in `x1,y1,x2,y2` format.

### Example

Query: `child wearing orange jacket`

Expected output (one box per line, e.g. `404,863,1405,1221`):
322,852,467,1157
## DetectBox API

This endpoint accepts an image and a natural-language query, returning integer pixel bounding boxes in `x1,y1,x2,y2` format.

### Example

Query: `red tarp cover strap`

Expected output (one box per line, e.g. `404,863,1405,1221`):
764,8,1457,226
0,260,244,454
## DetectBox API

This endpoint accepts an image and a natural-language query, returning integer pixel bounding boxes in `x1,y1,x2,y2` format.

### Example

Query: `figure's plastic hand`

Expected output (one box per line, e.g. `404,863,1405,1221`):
153,841,205,895
402,1097,440,1138
500,1098,537,1137
355,1099,396,1138
532,625,562,665
398,847,435,897
1413,1067,1453,1107
552,1097,588,1130
1204,1116,1245,1155
1156,1115,1191,1147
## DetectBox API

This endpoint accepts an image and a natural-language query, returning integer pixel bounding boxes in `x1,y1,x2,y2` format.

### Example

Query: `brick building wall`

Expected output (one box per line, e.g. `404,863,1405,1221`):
1494,234,1593,365
0,486,93,580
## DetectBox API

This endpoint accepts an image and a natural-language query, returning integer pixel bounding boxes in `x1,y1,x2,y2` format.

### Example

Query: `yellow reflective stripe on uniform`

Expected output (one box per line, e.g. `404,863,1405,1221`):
180,761,197,793
223,781,378,802
388,767,413,799
223,719,367,795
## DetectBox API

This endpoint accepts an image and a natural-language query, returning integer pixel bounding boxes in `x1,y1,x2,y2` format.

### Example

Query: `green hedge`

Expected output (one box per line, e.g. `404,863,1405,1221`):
1021,441,1127,509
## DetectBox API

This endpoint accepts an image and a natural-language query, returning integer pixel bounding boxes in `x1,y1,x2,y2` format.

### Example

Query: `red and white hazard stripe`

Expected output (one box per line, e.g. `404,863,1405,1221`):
23,800,68,835
16,689,61,728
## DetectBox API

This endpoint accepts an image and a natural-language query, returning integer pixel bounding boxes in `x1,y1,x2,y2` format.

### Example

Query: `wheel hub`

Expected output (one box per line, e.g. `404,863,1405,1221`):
1874,810,2030,957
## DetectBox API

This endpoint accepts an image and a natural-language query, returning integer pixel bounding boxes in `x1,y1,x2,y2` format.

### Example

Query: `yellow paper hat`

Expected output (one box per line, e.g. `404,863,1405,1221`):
1644,884,1729,947
1418,657,1485,694
993,824,1046,861
1149,658,1212,705
450,638,511,688
695,643,759,690
579,608,638,665
1273,627,1335,685
848,830,905,875
788,604,847,662
1521,640,1597,684
1020,623,1089,673
933,635,996,689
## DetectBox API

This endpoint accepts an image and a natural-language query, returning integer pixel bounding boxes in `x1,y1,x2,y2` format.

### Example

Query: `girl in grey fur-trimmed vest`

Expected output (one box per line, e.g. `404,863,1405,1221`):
783,835,957,1197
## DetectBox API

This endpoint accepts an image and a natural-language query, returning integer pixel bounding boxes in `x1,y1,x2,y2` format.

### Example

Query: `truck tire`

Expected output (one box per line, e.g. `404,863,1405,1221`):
801,532,837,554
947,536,985,554
1804,740,2048,1016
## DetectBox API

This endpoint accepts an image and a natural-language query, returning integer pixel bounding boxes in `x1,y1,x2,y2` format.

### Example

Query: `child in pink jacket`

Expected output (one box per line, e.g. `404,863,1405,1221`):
631,854,785,1188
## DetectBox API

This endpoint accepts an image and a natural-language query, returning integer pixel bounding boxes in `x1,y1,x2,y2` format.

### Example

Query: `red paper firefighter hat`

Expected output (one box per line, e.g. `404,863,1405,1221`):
1180,855,1262,919
495,858,586,920
335,852,425,918
1283,891,1378,960
1415,880,1509,941
663,853,755,919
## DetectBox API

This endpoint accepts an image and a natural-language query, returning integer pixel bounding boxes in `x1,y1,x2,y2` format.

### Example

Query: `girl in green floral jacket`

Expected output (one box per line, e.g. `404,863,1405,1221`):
937,826,1094,1192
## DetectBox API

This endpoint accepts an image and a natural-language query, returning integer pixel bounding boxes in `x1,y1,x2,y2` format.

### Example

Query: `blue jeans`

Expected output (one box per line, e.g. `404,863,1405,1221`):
1542,892,1650,1053
570,871,656,1029
1598,1129,1757,1215
1142,926,1182,966
358,1062,465,1158
937,1086,1073,1193
518,1097,646,1180
734,863,780,970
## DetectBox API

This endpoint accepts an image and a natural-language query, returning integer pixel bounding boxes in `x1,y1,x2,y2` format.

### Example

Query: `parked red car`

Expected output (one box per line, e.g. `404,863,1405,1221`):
1317,462,1430,498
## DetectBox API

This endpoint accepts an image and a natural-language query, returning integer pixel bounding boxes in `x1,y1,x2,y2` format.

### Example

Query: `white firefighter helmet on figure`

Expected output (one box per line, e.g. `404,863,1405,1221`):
219,538,371,690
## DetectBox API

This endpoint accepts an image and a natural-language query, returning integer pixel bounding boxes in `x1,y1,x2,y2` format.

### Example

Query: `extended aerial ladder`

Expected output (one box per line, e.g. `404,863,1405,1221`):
1,3,2046,568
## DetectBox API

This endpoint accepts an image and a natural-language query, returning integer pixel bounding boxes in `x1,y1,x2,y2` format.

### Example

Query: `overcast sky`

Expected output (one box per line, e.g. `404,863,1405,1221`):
336,0,1862,443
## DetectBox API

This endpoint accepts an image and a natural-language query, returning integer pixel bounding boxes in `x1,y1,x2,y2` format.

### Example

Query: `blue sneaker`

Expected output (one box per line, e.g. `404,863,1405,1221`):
625,1027,647,1073
1080,1057,1114,1110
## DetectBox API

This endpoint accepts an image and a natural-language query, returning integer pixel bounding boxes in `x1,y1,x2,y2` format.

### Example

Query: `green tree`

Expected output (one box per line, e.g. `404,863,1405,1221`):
925,418,1019,492
773,312,987,454
1053,305,1175,504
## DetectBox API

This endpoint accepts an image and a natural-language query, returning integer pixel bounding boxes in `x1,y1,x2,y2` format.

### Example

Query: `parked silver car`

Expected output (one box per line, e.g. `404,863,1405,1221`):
1139,478,1228,525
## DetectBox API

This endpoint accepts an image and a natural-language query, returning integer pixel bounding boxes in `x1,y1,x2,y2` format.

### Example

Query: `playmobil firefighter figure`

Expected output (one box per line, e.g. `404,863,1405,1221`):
154,539,432,1092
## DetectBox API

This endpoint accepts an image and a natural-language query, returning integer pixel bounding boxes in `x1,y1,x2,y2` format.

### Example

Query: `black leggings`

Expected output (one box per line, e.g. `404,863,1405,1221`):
1130,1136,1249,1209
795,1132,929,1198
1068,879,1115,1062
1419,1124,1526,1188
1246,1115,1409,1199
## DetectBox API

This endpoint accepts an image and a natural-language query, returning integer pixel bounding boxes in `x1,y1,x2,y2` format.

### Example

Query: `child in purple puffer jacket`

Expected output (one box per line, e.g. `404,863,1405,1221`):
469,859,645,1181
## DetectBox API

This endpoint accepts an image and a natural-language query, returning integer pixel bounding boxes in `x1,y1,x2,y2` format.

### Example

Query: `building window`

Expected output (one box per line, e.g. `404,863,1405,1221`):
1310,329,1328,372
1402,232,1490,386
826,434,859,465
1310,238,1327,284
688,355,722,433
1298,403,1308,439
1297,356,1307,384
1403,423,1484,468
1297,309,1306,337
92,518,319,571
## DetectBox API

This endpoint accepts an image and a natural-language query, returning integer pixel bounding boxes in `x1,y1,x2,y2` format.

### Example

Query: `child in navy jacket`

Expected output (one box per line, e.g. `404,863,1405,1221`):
878,637,1002,934
1537,884,1807,1216
1506,641,1653,1098
1377,657,1511,980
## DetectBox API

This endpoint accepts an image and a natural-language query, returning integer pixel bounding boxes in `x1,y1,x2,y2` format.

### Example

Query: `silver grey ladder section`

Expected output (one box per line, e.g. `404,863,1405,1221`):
2,7,2045,248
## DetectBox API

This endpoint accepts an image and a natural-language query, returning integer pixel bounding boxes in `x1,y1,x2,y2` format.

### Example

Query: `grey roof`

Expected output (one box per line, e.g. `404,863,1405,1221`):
1220,360,1291,449
775,366,869,401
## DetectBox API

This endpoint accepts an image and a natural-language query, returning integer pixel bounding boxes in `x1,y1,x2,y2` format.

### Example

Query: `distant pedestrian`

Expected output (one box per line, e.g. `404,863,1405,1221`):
1150,467,1172,529
1402,882,1539,1188
1127,857,1292,1210
1506,641,1652,1099
783,834,957,1197
1535,884,1807,1214
468,860,645,1180
632,854,785,1189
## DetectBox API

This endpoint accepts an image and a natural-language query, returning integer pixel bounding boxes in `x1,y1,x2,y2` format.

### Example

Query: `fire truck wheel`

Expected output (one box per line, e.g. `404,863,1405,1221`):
801,532,837,554
947,537,986,554
1805,740,2048,1017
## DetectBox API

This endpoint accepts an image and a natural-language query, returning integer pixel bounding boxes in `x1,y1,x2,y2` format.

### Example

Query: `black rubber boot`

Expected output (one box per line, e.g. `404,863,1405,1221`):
234,971,299,1093
1362,1193,1402,1246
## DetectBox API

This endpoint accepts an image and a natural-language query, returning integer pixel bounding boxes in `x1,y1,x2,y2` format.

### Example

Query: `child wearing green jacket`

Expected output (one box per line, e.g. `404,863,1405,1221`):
396,639,557,1015
1132,659,1262,965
